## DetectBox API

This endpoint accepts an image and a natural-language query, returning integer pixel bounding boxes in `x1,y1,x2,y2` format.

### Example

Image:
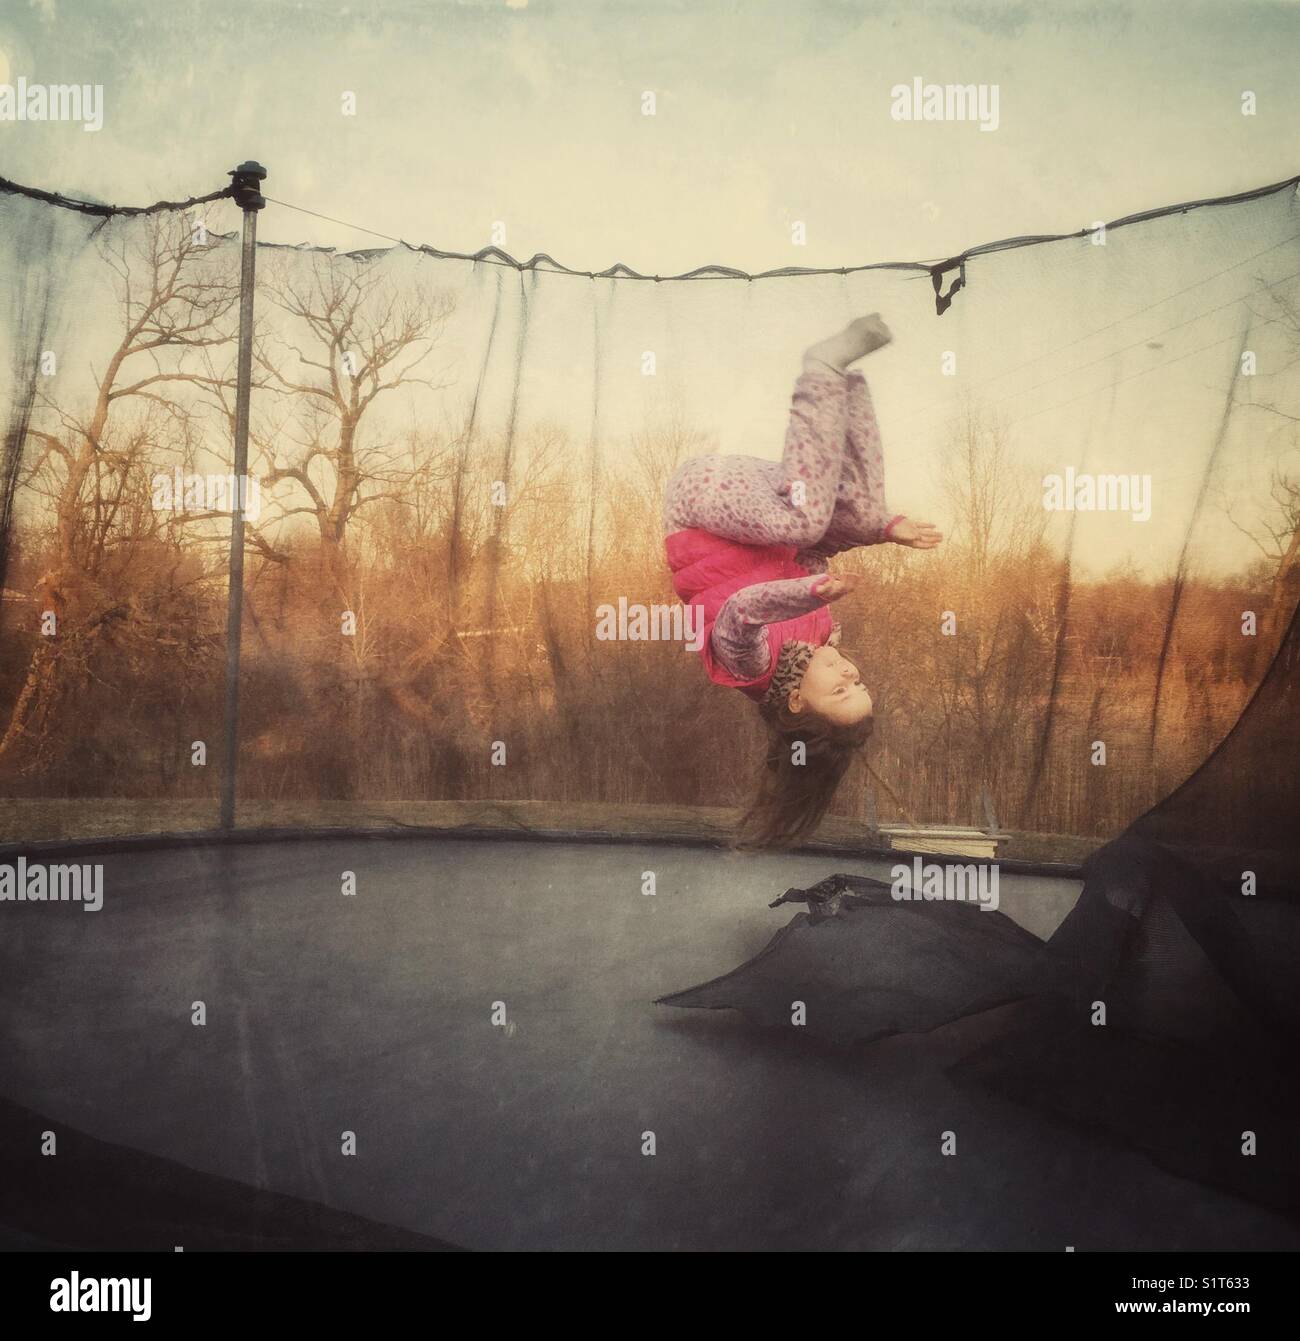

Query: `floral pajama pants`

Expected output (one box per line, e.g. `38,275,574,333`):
661,367,893,564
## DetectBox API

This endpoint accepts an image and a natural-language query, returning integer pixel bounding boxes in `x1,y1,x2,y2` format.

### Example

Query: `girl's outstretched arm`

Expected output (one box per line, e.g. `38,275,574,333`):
885,517,944,549
711,573,847,680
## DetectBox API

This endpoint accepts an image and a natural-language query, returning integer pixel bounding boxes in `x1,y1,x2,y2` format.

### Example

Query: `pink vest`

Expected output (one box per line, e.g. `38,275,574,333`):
664,527,832,701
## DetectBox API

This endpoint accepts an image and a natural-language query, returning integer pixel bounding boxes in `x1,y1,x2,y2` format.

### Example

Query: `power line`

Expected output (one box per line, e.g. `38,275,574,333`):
890,232,1300,433
987,265,1300,417
1006,327,1255,428
261,194,403,246
1003,313,1296,493
894,264,1300,462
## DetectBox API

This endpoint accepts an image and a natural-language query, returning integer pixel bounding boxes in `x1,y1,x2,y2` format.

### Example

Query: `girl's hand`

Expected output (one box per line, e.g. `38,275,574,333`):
888,518,944,550
816,573,863,602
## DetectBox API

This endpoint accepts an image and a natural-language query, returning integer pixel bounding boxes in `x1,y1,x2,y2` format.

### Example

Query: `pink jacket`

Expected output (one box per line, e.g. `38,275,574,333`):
664,527,833,701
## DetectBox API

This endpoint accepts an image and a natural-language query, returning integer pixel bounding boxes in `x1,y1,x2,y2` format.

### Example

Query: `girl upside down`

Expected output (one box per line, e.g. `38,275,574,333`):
661,315,943,850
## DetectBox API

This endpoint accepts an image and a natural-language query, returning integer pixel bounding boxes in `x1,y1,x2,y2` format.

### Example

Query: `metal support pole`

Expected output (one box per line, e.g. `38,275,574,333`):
220,161,267,831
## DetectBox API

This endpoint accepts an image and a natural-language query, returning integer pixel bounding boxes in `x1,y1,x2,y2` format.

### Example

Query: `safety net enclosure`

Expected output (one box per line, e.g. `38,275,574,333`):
4,166,1300,1249
1,171,1299,860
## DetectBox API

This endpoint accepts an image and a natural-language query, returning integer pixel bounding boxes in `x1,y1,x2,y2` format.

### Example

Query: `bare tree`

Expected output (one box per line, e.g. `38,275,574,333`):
1233,279,1300,640
254,253,455,604
1,211,238,766
932,403,1052,803
1215,465,1300,682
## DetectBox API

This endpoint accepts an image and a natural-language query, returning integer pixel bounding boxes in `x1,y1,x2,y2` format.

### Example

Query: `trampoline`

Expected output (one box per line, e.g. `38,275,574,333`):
1,831,1297,1252
3,163,1300,1253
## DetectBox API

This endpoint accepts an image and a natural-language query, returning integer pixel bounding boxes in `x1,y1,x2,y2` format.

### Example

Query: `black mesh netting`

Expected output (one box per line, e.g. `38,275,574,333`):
953,588,1300,1214
3,173,1300,847
3,171,1300,1233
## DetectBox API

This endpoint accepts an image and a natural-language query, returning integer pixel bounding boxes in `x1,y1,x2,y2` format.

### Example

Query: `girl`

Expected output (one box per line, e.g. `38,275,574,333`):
662,315,942,849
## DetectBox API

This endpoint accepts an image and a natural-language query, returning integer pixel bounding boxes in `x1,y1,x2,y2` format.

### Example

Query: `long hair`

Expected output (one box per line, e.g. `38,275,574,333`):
733,695,874,851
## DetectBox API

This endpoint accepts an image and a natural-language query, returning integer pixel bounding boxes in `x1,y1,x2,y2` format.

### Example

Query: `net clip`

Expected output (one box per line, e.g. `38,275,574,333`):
930,257,966,315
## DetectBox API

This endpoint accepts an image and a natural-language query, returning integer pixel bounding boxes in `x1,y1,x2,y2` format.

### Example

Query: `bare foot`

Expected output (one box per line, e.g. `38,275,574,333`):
803,314,892,374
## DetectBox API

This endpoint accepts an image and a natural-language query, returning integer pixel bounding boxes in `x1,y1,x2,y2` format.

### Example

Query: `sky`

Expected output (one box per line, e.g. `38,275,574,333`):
2,0,1299,577
2,0,1299,268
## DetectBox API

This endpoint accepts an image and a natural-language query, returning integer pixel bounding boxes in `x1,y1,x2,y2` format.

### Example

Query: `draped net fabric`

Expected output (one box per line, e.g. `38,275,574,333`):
2,175,1299,1218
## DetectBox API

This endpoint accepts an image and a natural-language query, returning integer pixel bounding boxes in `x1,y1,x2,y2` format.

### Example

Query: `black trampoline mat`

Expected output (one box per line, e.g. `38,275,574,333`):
3,836,1296,1251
